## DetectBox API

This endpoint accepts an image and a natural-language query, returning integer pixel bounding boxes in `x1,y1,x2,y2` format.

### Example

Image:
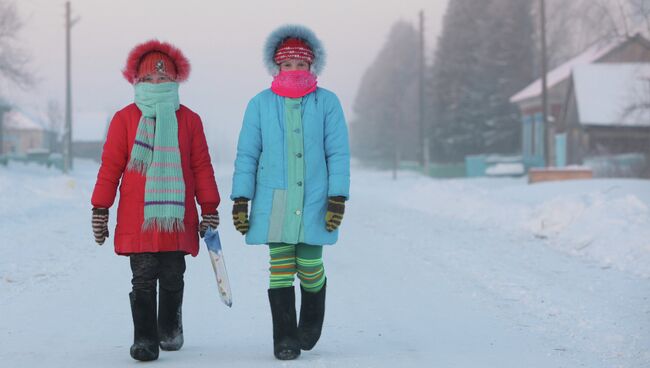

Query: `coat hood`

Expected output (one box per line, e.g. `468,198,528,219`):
263,24,326,76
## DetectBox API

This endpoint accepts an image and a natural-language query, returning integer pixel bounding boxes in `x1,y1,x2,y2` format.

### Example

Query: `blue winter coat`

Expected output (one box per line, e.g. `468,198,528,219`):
231,87,350,245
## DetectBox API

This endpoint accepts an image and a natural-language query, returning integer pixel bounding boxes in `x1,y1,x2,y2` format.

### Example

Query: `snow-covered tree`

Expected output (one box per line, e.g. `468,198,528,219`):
429,0,535,162
351,21,419,163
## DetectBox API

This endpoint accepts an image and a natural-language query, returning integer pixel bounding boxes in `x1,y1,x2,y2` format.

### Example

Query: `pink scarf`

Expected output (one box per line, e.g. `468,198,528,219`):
271,70,318,98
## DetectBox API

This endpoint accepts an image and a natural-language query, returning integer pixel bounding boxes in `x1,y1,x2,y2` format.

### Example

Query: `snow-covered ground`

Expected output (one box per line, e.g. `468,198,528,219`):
1,160,649,367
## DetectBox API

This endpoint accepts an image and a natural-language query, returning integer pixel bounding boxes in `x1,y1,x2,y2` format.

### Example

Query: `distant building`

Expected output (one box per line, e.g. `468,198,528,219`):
559,63,650,176
1,109,48,155
72,111,111,162
510,34,650,170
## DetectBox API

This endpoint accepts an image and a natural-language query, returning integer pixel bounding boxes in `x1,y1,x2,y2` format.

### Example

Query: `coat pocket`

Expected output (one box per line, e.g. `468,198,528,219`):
258,139,285,188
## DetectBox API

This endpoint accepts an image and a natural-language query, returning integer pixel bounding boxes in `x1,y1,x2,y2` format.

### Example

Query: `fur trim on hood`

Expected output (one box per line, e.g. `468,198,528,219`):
263,24,326,76
122,40,190,84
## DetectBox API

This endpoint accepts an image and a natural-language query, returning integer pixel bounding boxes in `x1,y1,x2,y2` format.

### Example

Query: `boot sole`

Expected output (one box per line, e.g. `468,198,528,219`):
300,342,316,351
159,334,184,351
130,346,159,361
160,343,183,351
275,349,301,360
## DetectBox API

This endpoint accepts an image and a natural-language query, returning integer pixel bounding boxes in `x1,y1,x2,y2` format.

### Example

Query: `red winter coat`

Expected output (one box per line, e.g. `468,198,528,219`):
91,103,220,257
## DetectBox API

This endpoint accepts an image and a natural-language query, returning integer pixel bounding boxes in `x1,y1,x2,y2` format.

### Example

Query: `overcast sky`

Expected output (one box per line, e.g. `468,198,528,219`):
12,0,448,161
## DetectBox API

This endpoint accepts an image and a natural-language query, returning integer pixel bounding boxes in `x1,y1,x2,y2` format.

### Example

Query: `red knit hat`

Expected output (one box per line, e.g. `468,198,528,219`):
122,40,190,84
274,38,314,65
136,51,177,81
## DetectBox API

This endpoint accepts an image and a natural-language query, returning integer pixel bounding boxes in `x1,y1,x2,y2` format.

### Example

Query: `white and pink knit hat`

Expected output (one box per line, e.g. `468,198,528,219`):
273,38,314,65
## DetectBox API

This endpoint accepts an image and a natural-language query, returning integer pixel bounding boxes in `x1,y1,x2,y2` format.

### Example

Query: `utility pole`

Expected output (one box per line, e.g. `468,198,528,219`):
63,2,79,173
0,99,8,156
540,0,550,167
393,112,400,181
419,10,429,174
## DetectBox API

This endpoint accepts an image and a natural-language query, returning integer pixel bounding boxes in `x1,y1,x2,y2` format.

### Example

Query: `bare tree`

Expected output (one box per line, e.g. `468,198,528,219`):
0,0,32,88
535,0,650,69
621,74,650,117
629,0,650,35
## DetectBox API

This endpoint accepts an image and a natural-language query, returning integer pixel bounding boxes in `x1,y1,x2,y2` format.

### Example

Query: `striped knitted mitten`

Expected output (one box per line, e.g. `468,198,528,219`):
92,207,109,245
232,197,250,235
325,196,345,232
199,211,220,238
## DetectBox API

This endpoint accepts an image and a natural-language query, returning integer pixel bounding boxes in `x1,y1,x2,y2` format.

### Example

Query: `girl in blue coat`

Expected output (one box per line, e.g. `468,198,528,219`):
231,24,350,360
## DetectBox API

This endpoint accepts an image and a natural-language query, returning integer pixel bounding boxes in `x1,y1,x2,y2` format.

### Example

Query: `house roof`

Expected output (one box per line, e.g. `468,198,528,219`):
3,110,45,131
573,63,650,127
510,37,626,104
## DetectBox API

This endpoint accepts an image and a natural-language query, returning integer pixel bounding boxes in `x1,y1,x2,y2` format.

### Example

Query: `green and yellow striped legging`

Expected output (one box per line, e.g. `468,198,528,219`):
268,243,325,293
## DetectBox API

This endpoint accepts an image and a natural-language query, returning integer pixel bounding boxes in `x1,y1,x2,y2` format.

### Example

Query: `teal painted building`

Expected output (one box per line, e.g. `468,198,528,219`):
521,113,545,169
510,34,650,171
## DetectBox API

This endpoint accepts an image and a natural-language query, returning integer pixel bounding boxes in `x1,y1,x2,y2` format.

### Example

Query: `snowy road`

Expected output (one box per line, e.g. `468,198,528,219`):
1,161,649,367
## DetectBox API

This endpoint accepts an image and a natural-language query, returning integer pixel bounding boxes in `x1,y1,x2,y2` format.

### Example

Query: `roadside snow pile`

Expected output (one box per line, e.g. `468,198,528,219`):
0,160,99,299
360,168,650,278
523,186,650,277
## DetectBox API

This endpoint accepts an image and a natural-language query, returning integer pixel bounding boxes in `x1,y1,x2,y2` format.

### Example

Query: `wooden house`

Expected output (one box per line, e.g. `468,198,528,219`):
559,63,650,176
510,34,650,170
1,110,47,155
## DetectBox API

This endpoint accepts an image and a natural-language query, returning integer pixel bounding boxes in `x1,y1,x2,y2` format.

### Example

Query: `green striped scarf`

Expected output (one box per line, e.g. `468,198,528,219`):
127,82,185,232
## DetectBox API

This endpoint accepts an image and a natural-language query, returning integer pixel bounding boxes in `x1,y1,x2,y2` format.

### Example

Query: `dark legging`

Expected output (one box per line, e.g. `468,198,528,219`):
130,251,186,293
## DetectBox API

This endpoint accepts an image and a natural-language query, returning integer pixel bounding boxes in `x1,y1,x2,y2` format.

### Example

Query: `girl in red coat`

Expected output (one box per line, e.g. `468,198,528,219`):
90,40,220,361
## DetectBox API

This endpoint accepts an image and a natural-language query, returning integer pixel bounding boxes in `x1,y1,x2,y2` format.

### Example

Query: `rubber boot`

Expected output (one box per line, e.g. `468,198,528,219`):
158,287,184,351
129,290,159,361
268,287,301,360
298,279,326,350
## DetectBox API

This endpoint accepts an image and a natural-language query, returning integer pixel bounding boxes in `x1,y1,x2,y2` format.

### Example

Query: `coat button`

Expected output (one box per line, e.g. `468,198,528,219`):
296,153,303,158
294,129,301,133
297,181,303,186
295,210,302,215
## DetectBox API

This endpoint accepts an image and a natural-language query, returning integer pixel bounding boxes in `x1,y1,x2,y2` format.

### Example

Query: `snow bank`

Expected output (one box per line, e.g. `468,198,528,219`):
358,168,650,278
523,184,650,277
0,160,99,300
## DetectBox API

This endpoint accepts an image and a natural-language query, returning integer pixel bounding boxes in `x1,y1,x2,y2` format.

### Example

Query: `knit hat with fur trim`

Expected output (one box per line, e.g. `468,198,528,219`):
122,40,190,84
274,38,314,65
136,51,177,81
263,24,326,76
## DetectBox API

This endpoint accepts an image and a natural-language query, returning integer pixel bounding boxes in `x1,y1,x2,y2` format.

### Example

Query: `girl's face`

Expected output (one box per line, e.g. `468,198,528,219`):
279,59,310,72
140,72,173,84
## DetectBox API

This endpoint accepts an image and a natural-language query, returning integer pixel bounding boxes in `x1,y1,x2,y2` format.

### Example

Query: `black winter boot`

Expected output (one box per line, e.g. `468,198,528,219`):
268,287,301,360
129,291,159,361
298,279,326,350
158,287,184,351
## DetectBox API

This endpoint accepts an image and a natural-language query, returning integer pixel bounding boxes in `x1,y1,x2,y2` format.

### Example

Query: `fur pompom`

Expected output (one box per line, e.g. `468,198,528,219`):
122,40,191,84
